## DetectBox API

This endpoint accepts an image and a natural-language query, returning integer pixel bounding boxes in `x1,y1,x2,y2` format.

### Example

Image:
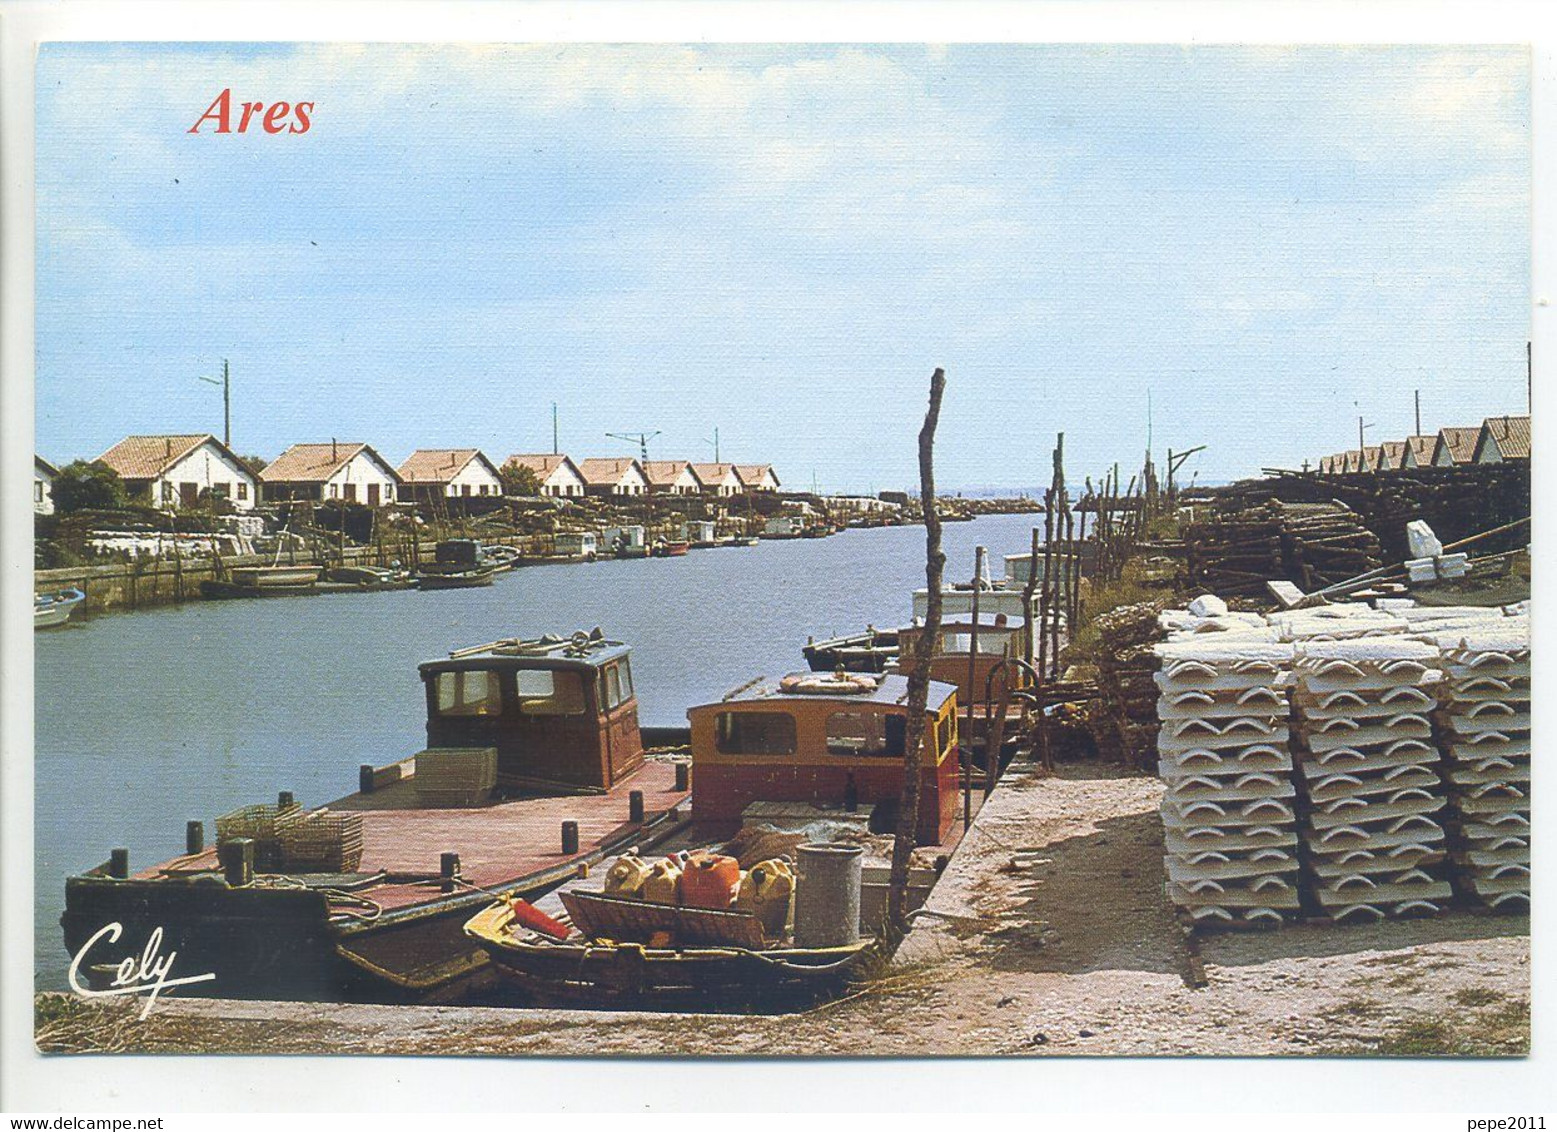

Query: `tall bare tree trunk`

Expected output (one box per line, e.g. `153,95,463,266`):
887,367,947,934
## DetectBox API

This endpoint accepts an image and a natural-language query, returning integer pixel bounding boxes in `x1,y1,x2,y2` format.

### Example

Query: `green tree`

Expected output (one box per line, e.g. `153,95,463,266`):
239,454,268,476
499,463,542,496
51,460,128,513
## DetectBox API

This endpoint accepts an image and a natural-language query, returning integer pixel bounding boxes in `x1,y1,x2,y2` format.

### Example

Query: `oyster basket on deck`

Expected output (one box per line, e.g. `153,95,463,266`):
214,801,303,870
276,811,365,873
413,746,498,808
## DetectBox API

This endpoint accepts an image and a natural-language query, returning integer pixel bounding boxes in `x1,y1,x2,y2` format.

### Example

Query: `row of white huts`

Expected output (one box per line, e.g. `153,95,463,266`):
33,435,781,515
1315,415,1529,474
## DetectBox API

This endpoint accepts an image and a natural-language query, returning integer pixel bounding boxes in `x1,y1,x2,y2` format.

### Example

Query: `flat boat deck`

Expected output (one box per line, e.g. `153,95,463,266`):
146,760,690,915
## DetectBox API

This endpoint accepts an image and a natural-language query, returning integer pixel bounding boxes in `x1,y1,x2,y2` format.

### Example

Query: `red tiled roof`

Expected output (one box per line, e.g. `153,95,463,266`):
505,453,576,479
1434,427,1481,465
1361,446,1383,471
96,434,213,480
641,460,697,486
1478,415,1530,461
261,443,399,483
733,463,779,486
1405,436,1436,466
1378,441,1407,470
691,463,744,485
576,458,645,486
397,448,497,485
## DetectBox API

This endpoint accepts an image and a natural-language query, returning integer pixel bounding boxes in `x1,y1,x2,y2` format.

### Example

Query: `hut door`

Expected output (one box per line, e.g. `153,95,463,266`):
367,483,380,506
179,482,199,507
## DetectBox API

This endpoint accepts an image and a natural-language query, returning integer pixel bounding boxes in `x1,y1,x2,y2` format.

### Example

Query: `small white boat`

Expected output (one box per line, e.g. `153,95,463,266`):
35,588,85,629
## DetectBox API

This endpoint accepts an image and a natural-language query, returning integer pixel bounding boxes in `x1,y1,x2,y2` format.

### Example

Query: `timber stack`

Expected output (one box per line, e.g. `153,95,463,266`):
1092,601,1166,770
1240,464,1529,563
1185,500,1381,598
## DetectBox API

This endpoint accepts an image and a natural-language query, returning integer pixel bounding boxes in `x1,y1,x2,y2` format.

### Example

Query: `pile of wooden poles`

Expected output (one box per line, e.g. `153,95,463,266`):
1091,600,1166,770
1240,463,1529,564
1185,500,1381,598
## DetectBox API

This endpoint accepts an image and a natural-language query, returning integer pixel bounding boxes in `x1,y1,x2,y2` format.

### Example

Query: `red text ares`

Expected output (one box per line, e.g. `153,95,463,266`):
189,89,313,134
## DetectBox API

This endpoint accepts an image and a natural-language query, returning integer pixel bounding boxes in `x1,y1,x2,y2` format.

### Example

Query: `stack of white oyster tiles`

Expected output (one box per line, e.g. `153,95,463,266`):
1428,618,1531,911
1290,637,1454,921
1155,638,1302,927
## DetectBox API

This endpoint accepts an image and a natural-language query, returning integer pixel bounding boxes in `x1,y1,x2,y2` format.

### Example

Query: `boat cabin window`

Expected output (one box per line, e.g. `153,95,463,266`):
602,660,635,710
515,669,586,715
937,712,957,755
714,711,797,756
941,629,1010,655
826,711,907,758
435,670,503,717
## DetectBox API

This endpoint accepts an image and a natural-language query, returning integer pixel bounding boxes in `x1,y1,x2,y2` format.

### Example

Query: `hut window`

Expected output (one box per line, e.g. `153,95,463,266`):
436,670,502,717
937,713,956,755
826,712,906,758
714,712,797,756
515,669,585,715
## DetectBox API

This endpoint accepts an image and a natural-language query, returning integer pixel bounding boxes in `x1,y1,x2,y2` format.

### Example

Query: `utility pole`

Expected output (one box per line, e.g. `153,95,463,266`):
606,430,660,462
552,403,559,455
704,427,720,463
1414,389,1422,437
198,359,231,448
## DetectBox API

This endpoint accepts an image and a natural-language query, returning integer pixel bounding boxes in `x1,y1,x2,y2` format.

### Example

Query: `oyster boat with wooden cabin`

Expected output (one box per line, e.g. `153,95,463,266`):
61,631,690,1002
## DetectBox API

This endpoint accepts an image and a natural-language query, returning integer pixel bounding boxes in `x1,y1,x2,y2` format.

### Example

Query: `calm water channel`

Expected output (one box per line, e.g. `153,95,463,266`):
34,511,1037,987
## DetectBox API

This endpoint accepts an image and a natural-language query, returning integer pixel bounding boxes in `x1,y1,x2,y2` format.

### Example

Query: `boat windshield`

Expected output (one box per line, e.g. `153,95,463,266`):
516,669,586,715
825,711,906,757
941,629,1011,654
436,670,503,717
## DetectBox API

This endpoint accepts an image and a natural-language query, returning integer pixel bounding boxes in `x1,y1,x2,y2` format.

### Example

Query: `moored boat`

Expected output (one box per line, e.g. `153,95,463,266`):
465,894,875,1008
802,627,900,673
481,544,522,572
650,540,690,558
230,565,324,588
324,564,416,591
417,539,498,589
34,588,86,629
61,631,690,1002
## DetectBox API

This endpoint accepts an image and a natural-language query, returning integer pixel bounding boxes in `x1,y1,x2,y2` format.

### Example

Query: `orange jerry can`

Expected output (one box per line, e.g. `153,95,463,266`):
680,852,741,910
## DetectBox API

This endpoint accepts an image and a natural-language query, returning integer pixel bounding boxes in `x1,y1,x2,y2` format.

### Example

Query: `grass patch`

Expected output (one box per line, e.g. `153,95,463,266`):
1453,987,1504,1008
1324,998,1386,1021
1332,997,1530,1057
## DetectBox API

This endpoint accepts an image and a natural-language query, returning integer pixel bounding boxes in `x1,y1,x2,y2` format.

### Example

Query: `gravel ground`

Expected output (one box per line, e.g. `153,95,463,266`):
36,760,1529,1058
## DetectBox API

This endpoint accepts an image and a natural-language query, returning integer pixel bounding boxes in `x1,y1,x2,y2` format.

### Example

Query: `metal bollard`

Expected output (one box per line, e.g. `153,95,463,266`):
440,852,461,894
108,848,129,879
561,820,579,855
793,842,864,949
219,838,255,887
186,820,205,855
674,763,691,792
629,790,645,823
360,764,375,794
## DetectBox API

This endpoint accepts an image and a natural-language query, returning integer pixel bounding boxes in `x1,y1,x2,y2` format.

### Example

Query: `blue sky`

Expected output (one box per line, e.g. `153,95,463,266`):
35,43,1529,491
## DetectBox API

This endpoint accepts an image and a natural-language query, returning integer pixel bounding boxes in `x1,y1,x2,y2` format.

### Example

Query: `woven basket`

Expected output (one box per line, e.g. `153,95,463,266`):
414,747,497,808
215,801,303,869
277,811,364,873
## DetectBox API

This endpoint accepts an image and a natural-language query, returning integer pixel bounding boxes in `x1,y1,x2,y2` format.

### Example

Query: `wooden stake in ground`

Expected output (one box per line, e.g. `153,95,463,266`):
887,367,946,934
